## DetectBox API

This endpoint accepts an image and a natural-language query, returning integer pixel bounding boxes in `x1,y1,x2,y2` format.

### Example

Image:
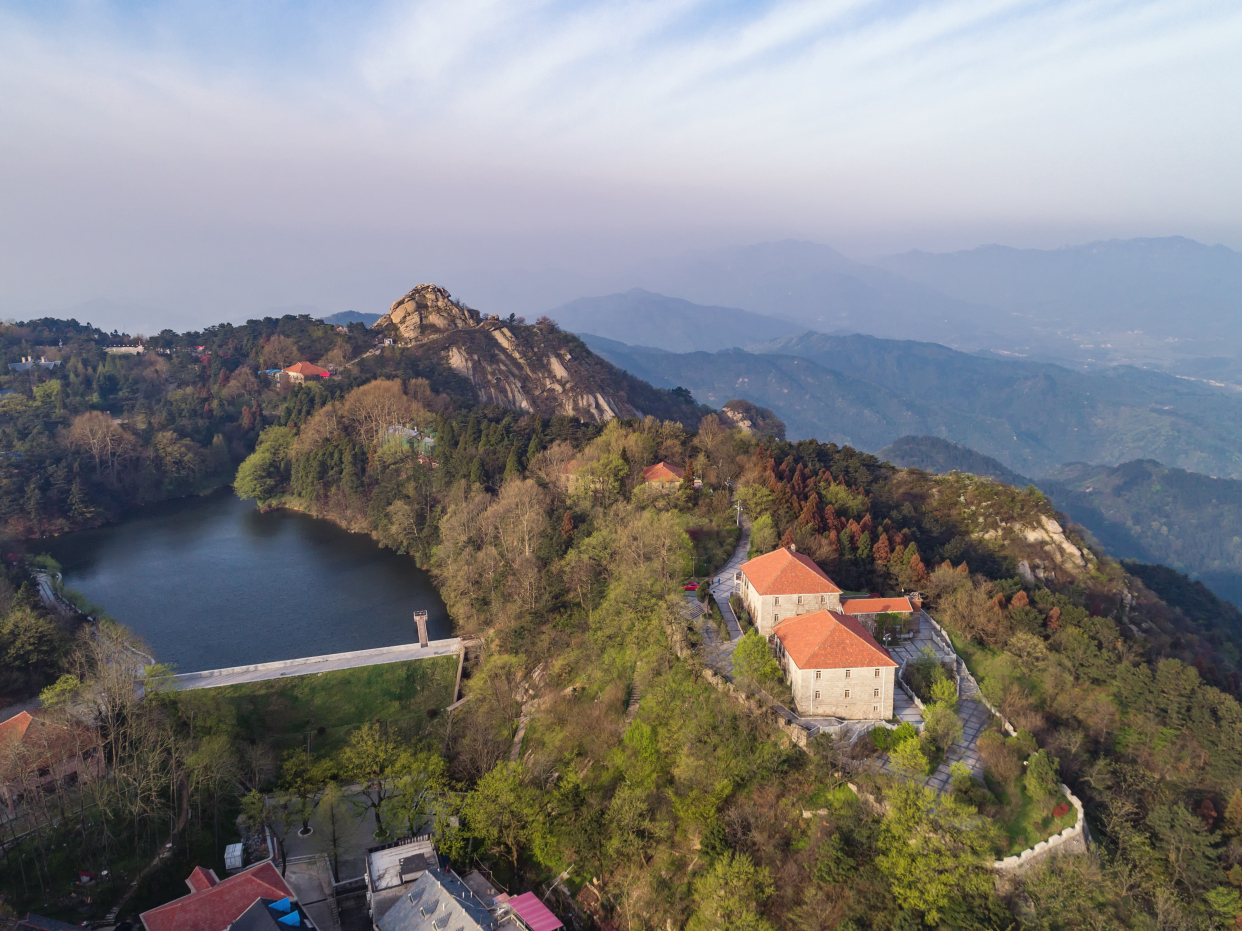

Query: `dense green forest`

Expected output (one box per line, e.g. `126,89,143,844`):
3,315,1242,929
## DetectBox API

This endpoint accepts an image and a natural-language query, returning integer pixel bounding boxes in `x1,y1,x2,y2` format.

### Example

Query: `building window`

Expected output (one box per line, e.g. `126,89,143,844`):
845,669,851,678
797,595,803,604
814,690,820,700
844,689,850,698
874,688,880,697
873,705,878,713
774,596,780,605
874,668,880,677
774,614,779,623
815,670,821,679
820,594,826,603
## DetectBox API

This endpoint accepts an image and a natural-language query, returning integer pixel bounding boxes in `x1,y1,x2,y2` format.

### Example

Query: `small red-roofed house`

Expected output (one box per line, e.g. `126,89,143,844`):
772,610,898,718
282,362,330,385
139,861,305,931
738,545,842,635
641,461,684,484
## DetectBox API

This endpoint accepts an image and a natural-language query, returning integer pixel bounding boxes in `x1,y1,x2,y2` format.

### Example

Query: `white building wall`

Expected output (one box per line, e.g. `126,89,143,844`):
777,647,895,719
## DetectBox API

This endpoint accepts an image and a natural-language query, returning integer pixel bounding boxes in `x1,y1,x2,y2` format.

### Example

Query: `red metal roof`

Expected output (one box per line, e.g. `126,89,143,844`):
740,547,841,596
841,597,913,615
774,609,897,670
507,892,564,931
140,861,293,931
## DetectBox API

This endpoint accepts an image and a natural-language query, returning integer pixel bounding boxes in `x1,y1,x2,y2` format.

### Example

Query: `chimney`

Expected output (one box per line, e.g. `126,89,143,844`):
414,610,429,648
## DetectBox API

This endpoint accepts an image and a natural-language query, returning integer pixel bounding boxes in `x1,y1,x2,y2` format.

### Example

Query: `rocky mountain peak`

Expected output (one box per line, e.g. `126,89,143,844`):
374,284,480,342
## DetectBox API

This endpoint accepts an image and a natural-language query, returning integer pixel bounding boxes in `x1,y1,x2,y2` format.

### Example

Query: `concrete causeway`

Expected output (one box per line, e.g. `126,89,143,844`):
171,638,464,690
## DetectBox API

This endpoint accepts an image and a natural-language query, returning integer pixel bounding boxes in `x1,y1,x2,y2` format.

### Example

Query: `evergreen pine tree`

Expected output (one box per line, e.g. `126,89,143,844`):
838,527,854,560
503,443,521,482
526,418,544,462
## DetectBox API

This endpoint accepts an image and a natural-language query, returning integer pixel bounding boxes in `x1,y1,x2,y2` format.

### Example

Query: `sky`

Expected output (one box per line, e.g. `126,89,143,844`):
1,0,1240,330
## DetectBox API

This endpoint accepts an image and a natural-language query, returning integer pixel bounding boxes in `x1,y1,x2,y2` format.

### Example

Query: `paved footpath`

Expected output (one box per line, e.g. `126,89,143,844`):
172,638,464,690
709,516,752,643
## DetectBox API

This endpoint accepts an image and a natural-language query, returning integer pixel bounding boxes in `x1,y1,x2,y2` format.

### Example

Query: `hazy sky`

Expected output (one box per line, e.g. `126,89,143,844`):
2,0,1240,329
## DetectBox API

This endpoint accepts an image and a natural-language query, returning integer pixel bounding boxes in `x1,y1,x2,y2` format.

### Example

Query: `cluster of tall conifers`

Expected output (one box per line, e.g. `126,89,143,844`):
745,446,928,592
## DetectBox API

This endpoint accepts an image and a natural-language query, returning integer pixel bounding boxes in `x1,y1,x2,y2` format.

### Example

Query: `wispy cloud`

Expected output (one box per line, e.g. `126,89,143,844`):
0,0,1239,316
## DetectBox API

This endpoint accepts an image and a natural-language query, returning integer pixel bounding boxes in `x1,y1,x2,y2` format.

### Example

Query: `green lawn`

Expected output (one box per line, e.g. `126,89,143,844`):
175,655,460,755
985,774,1079,855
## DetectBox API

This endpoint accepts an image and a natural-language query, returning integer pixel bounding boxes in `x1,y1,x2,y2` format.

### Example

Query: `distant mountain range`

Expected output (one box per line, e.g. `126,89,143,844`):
877,436,1031,487
549,289,803,352
876,236,1242,363
877,435,1242,609
323,310,382,326
580,328,1242,479
523,236,1242,369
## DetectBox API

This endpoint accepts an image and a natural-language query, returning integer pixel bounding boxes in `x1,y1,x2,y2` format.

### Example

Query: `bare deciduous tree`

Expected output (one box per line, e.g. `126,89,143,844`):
341,379,422,447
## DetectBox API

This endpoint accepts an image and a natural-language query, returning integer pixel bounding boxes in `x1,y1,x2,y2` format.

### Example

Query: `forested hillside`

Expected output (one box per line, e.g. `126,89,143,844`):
1042,459,1242,608
878,436,1031,487
580,330,1242,478
4,312,1242,929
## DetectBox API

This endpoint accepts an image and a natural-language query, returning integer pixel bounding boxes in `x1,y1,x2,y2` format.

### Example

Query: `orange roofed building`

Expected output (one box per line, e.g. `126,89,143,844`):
140,861,306,931
282,362,330,384
773,610,898,719
738,545,842,635
642,461,684,484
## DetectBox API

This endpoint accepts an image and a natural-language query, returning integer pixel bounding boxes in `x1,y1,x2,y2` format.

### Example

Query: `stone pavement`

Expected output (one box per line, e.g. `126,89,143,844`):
880,696,991,790
708,515,751,643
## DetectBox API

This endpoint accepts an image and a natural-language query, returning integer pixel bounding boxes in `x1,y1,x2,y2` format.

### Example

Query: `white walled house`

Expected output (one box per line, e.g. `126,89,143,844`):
739,546,843,636
773,610,898,719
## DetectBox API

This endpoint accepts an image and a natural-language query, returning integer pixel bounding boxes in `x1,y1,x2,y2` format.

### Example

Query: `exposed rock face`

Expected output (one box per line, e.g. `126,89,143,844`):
375,285,479,342
721,399,786,440
370,285,704,426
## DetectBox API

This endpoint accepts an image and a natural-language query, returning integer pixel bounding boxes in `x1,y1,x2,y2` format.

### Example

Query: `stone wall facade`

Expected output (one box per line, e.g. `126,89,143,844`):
741,577,841,636
781,652,895,720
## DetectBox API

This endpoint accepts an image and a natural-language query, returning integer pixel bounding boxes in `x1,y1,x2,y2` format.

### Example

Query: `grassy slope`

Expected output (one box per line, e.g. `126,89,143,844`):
175,656,459,754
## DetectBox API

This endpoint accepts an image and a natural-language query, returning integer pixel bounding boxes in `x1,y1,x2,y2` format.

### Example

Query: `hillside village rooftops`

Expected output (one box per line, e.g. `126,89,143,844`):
841,597,914,615
642,461,684,483
774,609,897,670
140,861,296,931
740,546,841,596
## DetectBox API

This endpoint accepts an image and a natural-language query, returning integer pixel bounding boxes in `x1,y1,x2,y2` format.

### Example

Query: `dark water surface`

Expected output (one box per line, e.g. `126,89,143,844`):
44,491,450,672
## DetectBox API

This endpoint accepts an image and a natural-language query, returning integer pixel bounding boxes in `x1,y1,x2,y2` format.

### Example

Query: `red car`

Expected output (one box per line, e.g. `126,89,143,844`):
684,583,699,591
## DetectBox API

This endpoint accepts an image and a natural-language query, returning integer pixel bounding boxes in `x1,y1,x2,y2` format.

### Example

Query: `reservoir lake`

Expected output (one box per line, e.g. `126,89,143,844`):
43,490,451,673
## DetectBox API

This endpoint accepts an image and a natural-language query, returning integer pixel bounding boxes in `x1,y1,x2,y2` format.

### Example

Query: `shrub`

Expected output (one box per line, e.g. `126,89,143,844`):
1024,750,1061,812
930,678,958,707
891,738,932,778
922,703,963,754
949,761,974,794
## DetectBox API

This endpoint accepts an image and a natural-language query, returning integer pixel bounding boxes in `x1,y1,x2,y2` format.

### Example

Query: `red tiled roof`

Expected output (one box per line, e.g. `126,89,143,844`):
841,597,913,615
186,867,220,893
0,711,33,748
740,547,840,596
140,861,293,931
642,461,684,483
283,362,329,377
774,610,897,670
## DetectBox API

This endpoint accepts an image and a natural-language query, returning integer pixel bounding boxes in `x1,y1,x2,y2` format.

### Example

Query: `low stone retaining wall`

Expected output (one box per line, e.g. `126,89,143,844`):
993,783,1088,871
173,638,463,688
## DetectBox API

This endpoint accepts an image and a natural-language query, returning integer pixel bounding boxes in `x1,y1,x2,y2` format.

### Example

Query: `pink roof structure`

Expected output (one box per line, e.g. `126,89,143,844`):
506,892,563,931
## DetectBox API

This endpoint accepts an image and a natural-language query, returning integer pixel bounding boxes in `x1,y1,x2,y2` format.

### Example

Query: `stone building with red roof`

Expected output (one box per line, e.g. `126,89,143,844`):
772,609,898,718
139,861,307,931
738,545,843,635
